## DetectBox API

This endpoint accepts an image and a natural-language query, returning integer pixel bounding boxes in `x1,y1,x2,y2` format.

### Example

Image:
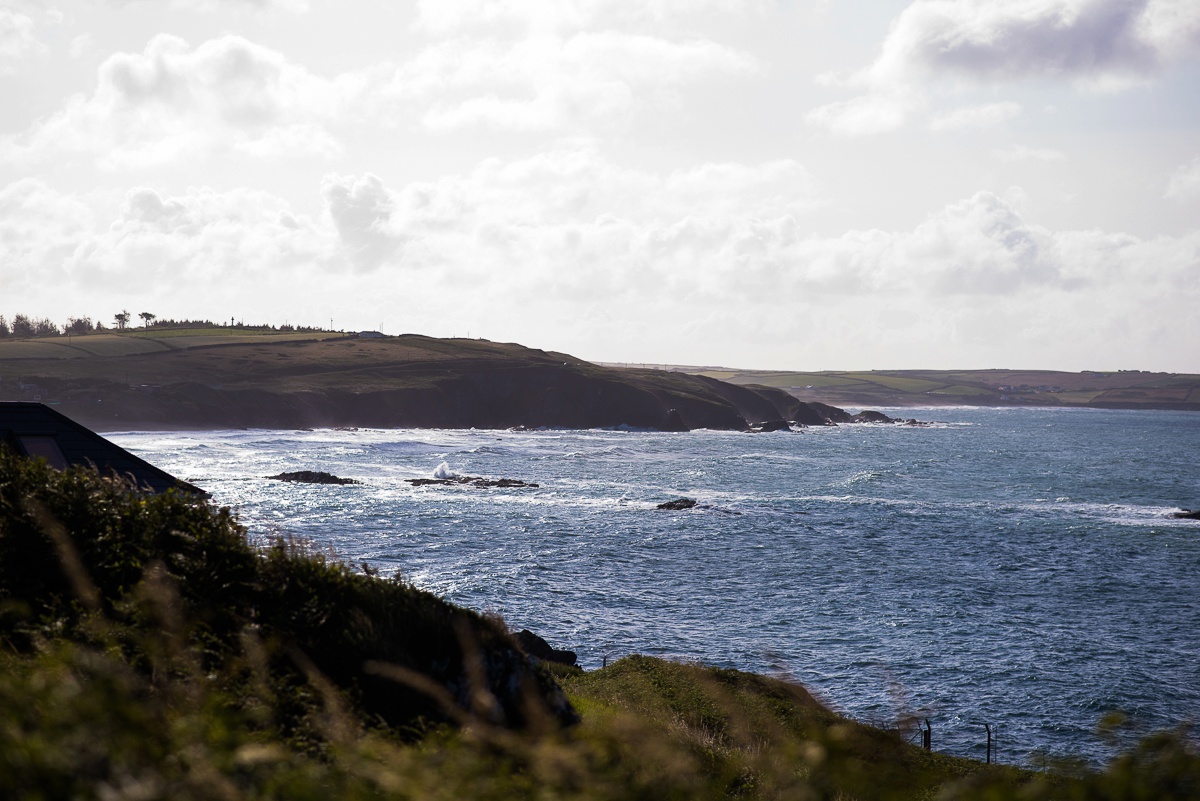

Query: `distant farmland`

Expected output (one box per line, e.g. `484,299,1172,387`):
657,366,1200,411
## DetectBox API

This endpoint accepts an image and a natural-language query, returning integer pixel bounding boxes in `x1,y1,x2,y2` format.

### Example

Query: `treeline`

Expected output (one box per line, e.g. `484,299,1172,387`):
0,313,328,339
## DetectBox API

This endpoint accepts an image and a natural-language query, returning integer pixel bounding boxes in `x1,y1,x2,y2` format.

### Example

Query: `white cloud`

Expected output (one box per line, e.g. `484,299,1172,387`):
0,9,45,74
805,91,917,136
992,144,1065,162
0,34,350,168
930,101,1021,132
1165,156,1200,200
4,15,758,163
6,158,1198,369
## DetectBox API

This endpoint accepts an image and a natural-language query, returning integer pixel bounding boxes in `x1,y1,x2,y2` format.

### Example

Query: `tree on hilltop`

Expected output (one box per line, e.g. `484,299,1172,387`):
64,317,94,336
114,311,130,330
139,312,156,328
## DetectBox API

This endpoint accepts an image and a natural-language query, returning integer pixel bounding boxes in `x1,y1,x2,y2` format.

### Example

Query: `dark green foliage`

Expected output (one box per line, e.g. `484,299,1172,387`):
0,448,571,739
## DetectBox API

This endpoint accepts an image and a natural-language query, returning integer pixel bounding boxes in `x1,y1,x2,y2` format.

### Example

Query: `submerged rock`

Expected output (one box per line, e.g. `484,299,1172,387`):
656,497,697,510
268,470,360,485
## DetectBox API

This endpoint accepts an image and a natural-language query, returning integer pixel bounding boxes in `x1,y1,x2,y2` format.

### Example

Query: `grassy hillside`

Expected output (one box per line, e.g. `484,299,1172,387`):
0,333,821,431
0,329,344,360
662,367,1200,411
2,450,1196,799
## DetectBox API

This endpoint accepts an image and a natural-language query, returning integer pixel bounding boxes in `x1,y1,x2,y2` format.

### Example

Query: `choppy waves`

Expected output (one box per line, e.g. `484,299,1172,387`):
112,407,1200,767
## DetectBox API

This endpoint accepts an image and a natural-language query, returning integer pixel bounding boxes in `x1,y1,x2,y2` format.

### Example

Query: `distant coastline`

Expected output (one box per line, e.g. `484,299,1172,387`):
643,364,1200,413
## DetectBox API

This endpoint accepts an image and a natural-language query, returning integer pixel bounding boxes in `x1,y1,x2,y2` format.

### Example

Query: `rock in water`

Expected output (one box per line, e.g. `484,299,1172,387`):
851,410,894,423
268,470,360,485
1170,509,1200,520
656,497,697,510
408,475,539,488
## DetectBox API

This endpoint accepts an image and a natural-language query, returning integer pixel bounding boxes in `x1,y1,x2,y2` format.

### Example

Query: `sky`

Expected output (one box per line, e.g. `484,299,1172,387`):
2,0,1198,372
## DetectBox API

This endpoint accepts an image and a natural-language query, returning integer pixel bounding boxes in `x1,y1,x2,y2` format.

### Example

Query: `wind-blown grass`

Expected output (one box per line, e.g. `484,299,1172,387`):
0,448,1195,799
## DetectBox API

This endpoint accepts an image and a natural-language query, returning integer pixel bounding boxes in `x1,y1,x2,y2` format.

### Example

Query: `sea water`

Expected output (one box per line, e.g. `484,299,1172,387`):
110,407,1200,767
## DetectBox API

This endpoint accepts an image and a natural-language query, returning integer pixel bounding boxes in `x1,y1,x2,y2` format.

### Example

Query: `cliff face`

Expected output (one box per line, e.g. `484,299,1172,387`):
2,335,856,431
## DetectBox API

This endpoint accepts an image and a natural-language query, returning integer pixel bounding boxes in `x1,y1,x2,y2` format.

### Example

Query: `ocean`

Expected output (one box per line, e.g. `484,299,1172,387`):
110,407,1200,767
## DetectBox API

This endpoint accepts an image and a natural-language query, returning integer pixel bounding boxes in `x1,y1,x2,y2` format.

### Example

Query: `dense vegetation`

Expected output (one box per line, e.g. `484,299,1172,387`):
0,450,1195,799
0,312,328,338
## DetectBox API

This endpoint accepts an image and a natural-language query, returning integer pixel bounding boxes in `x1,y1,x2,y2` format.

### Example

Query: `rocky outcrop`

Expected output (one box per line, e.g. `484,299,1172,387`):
656,497,697,510
513,629,578,667
851,410,894,423
408,476,539,489
268,470,360,485
750,419,792,432
1170,509,1200,520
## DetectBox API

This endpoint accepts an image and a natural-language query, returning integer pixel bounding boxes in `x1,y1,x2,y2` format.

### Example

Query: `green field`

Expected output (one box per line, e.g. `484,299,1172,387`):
0,329,343,360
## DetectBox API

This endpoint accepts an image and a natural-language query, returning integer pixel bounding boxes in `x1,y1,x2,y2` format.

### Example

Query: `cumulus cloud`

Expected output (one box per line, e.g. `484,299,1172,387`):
6,157,1198,369
4,8,758,162
809,0,1200,135
0,34,350,167
1165,156,1200,200
321,174,406,271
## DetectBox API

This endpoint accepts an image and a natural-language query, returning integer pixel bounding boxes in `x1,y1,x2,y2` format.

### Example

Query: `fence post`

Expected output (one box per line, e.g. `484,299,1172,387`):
922,719,932,751
985,723,992,764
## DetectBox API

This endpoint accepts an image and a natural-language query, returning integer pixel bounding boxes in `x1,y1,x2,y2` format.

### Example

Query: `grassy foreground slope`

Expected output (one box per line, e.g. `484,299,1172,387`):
2,451,1197,800
663,366,1200,411
0,332,814,431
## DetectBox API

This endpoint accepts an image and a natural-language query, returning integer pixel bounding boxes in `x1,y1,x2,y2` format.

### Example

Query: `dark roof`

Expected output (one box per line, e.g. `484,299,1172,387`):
0,402,203,495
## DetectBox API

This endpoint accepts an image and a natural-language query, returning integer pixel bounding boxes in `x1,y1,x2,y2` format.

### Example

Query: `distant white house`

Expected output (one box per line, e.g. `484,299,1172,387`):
358,331,385,338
